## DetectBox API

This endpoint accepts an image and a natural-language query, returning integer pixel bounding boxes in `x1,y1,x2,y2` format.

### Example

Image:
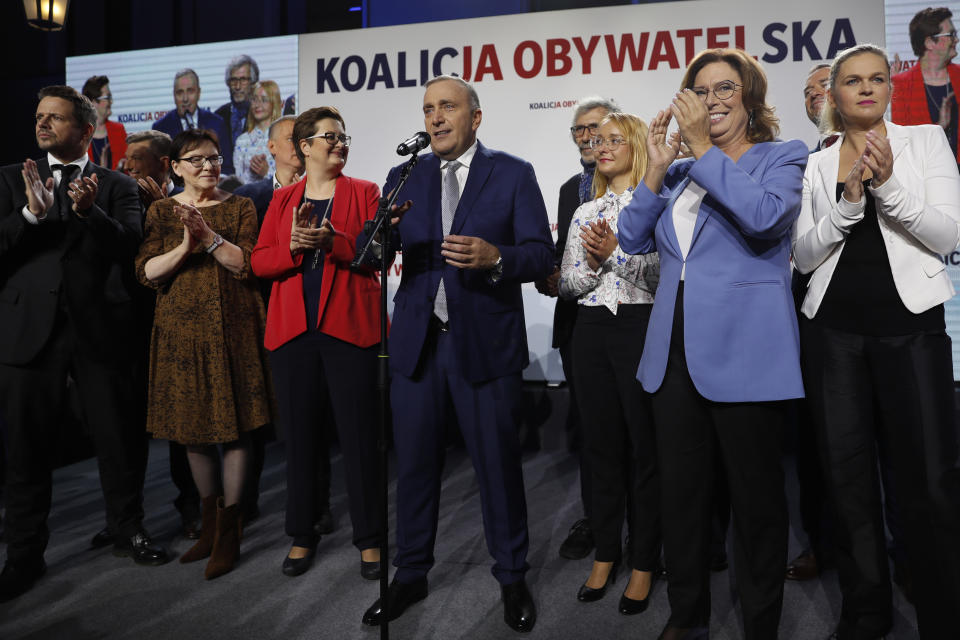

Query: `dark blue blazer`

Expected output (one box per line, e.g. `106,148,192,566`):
151,108,234,175
380,141,554,384
233,177,273,226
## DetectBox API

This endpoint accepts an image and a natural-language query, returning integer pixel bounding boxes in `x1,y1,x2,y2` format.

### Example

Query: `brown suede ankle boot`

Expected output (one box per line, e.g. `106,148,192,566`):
204,498,242,580
180,495,219,563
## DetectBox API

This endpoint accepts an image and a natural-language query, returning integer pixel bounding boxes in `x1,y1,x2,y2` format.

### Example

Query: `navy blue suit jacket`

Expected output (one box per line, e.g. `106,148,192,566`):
233,176,273,226
151,108,234,175
381,141,554,384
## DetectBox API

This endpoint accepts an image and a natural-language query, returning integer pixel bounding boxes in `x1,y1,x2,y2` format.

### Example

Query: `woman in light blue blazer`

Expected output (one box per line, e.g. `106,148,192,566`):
618,48,807,640
793,44,960,640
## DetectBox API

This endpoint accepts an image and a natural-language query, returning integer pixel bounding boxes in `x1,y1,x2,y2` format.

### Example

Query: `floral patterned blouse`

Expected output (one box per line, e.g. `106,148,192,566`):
559,188,659,313
233,127,276,184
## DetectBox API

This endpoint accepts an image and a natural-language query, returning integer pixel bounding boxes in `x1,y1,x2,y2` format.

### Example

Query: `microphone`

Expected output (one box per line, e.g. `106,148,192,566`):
397,131,431,156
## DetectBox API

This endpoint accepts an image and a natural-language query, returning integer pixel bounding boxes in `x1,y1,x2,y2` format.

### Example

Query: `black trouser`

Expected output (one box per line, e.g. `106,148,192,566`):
269,330,382,550
572,304,659,569
652,295,787,639
802,319,960,639
559,340,591,522
0,315,147,565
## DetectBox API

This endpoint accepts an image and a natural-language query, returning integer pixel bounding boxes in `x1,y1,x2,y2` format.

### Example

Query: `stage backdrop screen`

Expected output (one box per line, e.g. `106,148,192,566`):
66,35,298,138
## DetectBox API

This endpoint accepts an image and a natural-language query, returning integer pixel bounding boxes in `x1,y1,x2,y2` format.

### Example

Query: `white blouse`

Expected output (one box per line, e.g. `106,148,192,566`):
559,188,659,313
233,127,276,184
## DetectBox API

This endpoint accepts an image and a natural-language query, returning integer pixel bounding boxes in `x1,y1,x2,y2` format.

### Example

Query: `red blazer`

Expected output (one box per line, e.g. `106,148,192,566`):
86,120,128,170
251,174,386,350
891,62,960,163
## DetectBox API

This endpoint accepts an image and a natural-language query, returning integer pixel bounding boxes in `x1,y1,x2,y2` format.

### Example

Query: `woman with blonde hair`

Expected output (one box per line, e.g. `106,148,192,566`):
234,80,283,184
794,43,960,639
560,111,661,616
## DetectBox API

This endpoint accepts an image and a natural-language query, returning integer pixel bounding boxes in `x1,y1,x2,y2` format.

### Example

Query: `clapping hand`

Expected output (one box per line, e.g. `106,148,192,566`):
671,89,713,158
67,173,99,213
176,201,214,246
863,129,893,187
643,110,681,193
250,153,269,178
842,154,867,203
581,218,618,272
937,92,954,131
21,158,54,216
289,201,334,254
137,176,166,208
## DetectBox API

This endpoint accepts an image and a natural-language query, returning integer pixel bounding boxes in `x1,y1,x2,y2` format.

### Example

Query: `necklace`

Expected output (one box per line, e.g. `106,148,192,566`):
311,187,334,270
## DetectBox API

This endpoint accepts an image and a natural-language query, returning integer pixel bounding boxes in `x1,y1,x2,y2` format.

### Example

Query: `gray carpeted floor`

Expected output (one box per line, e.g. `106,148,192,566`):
0,438,919,640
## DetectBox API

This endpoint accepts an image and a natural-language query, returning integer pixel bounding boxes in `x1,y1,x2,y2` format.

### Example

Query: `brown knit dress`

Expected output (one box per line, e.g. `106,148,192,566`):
135,195,274,444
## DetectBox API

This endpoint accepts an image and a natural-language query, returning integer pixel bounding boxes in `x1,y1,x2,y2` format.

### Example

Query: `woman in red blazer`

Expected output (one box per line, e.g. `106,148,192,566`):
81,75,127,169
252,106,386,579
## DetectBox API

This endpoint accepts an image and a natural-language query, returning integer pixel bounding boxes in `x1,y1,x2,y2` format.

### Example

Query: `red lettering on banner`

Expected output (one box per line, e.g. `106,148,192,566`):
735,25,745,49
547,38,572,76
707,26,730,49
474,44,503,82
462,45,472,81
675,29,702,66
648,31,680,69
572,35,600,74
514,40,543,79
604,33,649,72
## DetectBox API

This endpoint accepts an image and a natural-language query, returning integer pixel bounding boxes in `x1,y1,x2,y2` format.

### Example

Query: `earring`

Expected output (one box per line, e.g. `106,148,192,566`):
748,110,755,129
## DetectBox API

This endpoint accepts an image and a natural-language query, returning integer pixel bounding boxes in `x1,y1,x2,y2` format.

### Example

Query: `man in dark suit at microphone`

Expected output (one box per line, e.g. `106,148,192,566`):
0,86,168,602
360,75,554,632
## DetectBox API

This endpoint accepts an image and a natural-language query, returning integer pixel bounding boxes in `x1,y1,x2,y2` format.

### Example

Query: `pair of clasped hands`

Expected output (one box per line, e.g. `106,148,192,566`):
175,202,217,251
841,129,893,204
21,158,99,217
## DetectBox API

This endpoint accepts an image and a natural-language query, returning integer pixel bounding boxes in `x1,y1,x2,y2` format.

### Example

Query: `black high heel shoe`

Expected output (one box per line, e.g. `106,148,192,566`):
577,562,619,602
619,568,659,615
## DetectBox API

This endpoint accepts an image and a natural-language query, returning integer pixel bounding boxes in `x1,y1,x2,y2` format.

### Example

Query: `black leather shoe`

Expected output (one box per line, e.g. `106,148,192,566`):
559,518,593,559
618,570,655,615
113,531,170,566
90,527,114,549
360,559,382,581
314,508,334,535
362,577,428,625
785,549,819,581
502,579,536,633
577,562,619,602
657,624,710,640
282,547,316,577
0,559,46,603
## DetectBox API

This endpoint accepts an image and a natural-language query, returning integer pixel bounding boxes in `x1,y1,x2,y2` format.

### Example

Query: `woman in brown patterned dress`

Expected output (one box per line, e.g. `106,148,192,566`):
135,129,273,580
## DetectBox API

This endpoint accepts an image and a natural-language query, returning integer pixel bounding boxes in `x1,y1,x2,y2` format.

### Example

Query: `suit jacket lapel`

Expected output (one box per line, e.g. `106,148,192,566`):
450,142,492,236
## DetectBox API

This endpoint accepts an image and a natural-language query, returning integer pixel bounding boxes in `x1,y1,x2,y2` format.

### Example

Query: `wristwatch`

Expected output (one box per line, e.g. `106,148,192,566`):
489,255,504,283
205,233,224,254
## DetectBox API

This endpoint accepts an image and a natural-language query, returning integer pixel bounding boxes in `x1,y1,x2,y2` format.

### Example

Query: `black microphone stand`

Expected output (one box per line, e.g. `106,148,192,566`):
352,149,421,640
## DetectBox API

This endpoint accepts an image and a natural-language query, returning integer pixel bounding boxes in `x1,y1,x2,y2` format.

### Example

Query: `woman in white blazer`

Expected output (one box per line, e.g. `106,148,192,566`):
792,44,960,640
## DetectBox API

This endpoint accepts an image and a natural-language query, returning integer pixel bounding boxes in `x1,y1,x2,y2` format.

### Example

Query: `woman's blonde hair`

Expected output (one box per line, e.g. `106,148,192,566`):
819,44,891,135
246,80,283,132
591,112,649,199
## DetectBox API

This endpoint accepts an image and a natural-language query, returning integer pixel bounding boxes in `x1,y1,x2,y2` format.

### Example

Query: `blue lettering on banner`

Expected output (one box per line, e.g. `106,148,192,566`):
762,18,855,63
317,49,461,94
943,252,960,266
341,55,367,91
117,112,156,123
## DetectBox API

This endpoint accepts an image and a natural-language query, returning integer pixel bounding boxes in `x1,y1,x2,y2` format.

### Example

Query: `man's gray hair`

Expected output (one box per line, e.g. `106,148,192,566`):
268,115,297,140
173,68,199,90
571,96,620,126
425,75,481,112
126,129,172,158
224,55,260,86
807,62,831,76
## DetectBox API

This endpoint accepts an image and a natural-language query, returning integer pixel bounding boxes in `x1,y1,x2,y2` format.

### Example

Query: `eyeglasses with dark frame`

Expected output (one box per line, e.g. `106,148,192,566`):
177,154,224,169
304,132,352,148
691,81,743,101
570,123,600,136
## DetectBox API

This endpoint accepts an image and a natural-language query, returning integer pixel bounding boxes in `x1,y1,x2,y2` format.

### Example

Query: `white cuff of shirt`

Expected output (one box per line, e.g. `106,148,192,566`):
22,204,46,225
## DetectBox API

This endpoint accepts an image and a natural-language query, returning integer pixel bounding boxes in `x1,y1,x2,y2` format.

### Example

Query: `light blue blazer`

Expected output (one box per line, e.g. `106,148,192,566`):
618,141,808,402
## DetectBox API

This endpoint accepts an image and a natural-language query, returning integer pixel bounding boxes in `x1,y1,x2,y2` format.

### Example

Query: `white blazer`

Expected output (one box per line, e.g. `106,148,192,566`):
792,121,960,319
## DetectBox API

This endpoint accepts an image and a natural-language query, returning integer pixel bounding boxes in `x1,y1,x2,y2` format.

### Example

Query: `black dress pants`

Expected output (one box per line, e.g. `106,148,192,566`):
269,330,382,550
0,315,146,565
571,304,659,569
801,320,960,639
652,295,788,639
